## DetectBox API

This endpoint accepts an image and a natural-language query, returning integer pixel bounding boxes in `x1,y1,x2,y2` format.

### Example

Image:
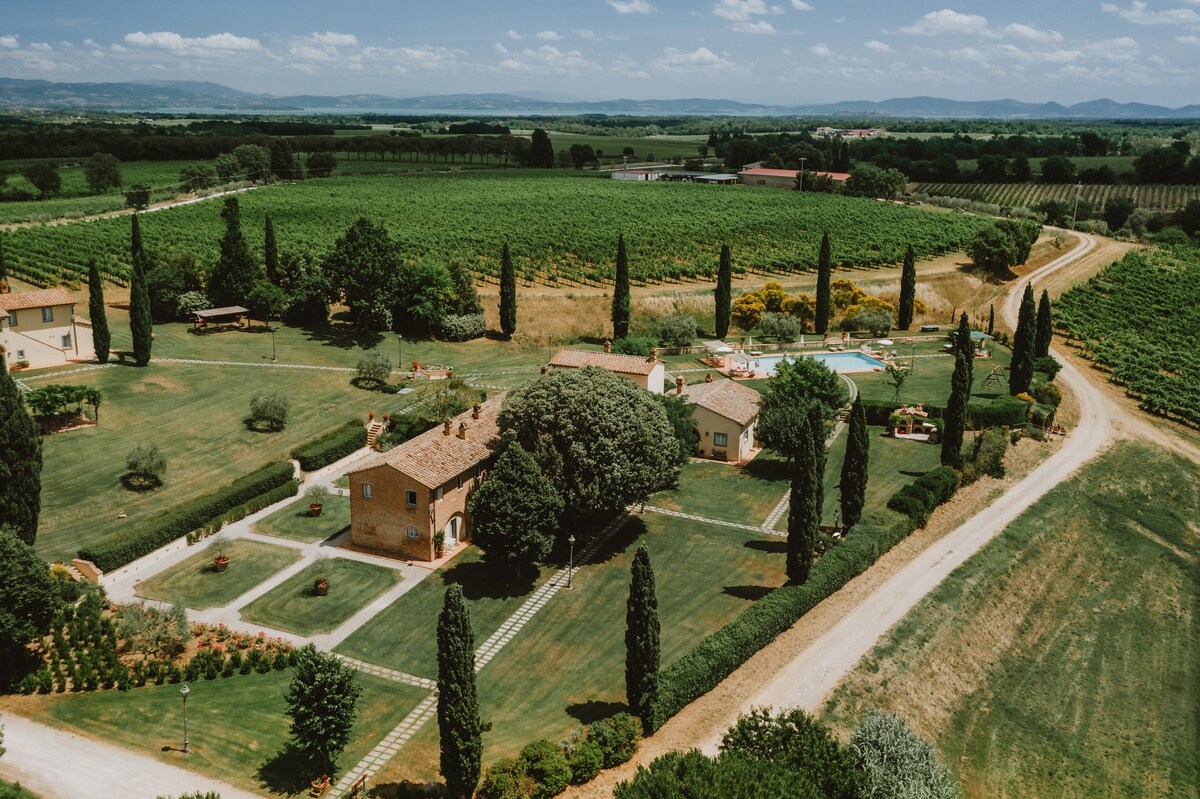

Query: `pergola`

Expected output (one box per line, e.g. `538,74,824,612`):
192,306,249,334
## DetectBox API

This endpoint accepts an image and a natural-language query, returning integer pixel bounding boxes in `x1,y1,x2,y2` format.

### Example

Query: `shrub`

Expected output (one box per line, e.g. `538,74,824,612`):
658,313,699,347
518,739,571,799
1033,381,1062,407
567,738,604,785
967,394,1028,429
355,352,392,386
841,308,893,337
758,312,804,342
913,466,960,505
291,421,368,471
886,492,929,525
588,713,642,768
611,336,657,356
961,427,1009,485
1034,354,1062,381
78,462,295,571
125,443,167,489
478,758,537,799
176,291,211,319
249,391,290,431
439,313,487,342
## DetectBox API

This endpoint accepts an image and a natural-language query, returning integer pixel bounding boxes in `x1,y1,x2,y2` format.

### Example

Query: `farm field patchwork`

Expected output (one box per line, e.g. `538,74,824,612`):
911,181,1200,212
135,538,302,610
820,441,1200,799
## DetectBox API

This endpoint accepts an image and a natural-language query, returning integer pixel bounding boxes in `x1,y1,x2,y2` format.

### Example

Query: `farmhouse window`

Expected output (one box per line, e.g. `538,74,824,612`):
7,312,16,327
41,307,53,323
362,482,374,499
713,432,729,447
61,334,71,349
435,486,444,501
407,526,419,539
406,489,417,507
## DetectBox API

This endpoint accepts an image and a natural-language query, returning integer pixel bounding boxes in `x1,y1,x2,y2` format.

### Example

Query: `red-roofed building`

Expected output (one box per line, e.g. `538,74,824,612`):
1,287,95,371
738,168,851,189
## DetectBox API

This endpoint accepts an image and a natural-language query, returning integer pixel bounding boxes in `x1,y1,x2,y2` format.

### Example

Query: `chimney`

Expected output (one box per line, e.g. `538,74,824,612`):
704,372,714,383
675,376,684,395
540,365,548,376
648,347,658,363
457,421,468,439
443,417,452,436
603,339,612,353
472,403,481,419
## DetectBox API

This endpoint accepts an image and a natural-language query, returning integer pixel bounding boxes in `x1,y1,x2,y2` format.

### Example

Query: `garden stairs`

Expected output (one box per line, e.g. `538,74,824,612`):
365,420,384,448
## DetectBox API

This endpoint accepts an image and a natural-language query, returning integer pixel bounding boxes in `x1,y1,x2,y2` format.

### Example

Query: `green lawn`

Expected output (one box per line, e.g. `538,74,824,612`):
0,781,39,799
376,510,788,783
852,342,1013,407
651,455,789,526
135,538,302,610
821,441,1200,799
240,558,402,636
254,496,351,543
30,669,428,795
336,547,550,679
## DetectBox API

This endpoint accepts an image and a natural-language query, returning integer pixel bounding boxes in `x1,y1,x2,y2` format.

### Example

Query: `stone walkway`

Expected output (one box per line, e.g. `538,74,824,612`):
641,505,778,536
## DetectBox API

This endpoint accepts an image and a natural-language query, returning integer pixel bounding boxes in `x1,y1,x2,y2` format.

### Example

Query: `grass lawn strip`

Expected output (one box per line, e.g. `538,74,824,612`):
821,441,1199,799
240,559,402,637
135,538,303,610
254,495,351,543
650,456,790,526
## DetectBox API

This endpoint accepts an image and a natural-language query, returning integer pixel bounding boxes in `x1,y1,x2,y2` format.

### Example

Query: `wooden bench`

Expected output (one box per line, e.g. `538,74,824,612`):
309,775,331,797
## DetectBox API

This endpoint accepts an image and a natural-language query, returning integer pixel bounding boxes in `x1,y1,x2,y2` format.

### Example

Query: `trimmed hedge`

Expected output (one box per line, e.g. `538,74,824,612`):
291,421,368,472
647,509,915,732
967,394,1029,429
78,462,296,572
439,313,486,342
861,399,945,426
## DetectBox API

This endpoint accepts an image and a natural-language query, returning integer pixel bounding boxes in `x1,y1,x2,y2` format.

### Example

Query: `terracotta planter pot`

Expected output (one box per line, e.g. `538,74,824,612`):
309,503,323,517
314,579,329,596
214,556,229,573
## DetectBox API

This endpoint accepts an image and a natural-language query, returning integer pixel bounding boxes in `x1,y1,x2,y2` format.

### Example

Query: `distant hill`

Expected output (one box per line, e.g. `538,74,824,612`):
1,77,1197,119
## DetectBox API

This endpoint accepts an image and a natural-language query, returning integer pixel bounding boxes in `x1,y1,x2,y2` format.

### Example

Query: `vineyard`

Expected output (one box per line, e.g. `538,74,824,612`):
911,182,1200,212
1056,245,1200,427
3,172,992,288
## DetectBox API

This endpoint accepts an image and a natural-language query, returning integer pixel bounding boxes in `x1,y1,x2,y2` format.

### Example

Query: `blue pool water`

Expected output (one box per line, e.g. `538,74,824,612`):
743,351,883,375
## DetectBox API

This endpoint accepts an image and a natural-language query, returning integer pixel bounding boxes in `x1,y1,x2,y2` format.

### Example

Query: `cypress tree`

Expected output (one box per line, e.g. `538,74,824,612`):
808,403,827,517
499,243,517,338
612,234,631,340
786,404,820,583
0,235,8,290
87,259,111,364
1009,284,1036,395
815,232,832,335
954,312,974,391
941,351,969,469
988,304,995,336
715,243,732,339
208,197,259,307
0,354,42,545
839,396,869,530
625,544,660,733
437,585,482,799
1034,289,1053,358
129,215,153,367
264,214,279,286
897,245,916,330
130,211,143,265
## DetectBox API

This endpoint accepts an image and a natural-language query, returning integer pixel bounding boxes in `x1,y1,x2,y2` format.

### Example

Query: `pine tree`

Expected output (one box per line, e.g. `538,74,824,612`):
529,129,555,168
988,304,995,336
437,585,483,799
897,245,916,330
1009,284,1036,395
815,232,832,335
786,405,820,583
263,214,279,286
954,312,974,391
625,544,660,733
839,396,869,530
715,243,732,339
129,217,153,367
87,259,111,365
612,234,631,340
208,197,259,307
1034,289,1053,358
0,354,42,545
941,351,969,468
499,243,517,338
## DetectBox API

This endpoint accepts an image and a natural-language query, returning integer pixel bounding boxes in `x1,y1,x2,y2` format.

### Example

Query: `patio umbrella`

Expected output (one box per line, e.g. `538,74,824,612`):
715,346,733,353
878,339,894,346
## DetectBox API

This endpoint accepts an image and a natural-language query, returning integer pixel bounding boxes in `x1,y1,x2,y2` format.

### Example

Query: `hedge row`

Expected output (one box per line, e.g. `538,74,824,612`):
291,421,367,472
647,509,916,732
862,395,1027,430
886,466,960,525
78,462,296,572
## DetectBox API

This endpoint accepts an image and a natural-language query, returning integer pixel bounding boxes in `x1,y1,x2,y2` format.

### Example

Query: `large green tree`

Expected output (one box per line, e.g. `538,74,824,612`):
498,366,677,524
499,243,517,338
967,225,1019,275
528,129,555,168
1034,289,1053,358
438,584,483,799
897,244,916,330
129,223,153,367
808,403,827,519
815,232,832,335
448,261,483,316
269,137,295,181
468,443,563,579
208,197,260,308
263,213,279,286
87,259,111,365
0,526,57,681
785,405,820,583
323,218,400,330
941,351,969,469
839,396,869,530
721,708,860,799
285,645,363,774
625,544,660,733
655,392,699,467
715,244,732,339
612,234,631,340
1009,283,1036,395
850,711,961,799
83,152,122,194
0,361,42,545
757,356,846,461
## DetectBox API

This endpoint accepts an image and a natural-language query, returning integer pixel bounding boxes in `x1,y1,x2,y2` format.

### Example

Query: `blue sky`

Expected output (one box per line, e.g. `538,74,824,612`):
2,1,1199,105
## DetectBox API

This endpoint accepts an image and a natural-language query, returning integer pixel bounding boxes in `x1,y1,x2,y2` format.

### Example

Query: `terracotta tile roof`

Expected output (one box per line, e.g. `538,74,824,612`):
682,380,761,426
348,394,505,488
738,168,850,181
0,288,77,312
550,348,660,376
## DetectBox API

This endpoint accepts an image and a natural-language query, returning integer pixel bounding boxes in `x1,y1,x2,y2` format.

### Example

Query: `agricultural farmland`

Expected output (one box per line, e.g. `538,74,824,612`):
2,171,992,287
911,181,1200,212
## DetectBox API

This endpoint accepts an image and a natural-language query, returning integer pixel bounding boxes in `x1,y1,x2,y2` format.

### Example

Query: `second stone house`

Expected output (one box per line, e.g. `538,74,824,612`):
680,377,762,463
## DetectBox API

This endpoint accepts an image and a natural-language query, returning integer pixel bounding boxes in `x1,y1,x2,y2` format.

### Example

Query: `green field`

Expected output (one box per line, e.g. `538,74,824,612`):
821,441,1200,799
651,455,788,526
240,558,402,636
135,538,302,609
3,171,991,287
912,180,1200,212
254,495,351,543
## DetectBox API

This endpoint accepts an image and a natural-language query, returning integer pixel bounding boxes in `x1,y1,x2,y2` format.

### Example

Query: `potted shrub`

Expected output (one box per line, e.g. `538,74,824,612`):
434,530,446,559
305,485,330,517
310,556,332,596
210,540,229,573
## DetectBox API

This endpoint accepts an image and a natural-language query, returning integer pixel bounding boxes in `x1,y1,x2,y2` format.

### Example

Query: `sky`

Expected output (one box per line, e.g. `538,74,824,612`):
2,1,1199,106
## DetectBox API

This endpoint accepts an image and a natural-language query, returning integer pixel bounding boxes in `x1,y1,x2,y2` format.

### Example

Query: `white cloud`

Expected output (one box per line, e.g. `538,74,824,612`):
295,32,357,47
83,38,99,48
733,20,776,33
506,30,522,40
534,30,561,40
576,29,600,40
0,35,18,49
900,10,989,36
123,31,263,57
608,0,655,13
29,42,52,52
109,43,127,53
496,45,597,75
810,43,832,57
1003,23,1063,44
493,42,509,55
791,0,813,8
1101,1,1200,25
1178,34,1200,44
654,45,736,72
865,40,893,53
713,0,772,22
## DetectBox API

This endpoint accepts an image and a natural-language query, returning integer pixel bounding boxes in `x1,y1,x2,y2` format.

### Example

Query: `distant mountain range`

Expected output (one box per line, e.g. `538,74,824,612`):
2,78,1198,119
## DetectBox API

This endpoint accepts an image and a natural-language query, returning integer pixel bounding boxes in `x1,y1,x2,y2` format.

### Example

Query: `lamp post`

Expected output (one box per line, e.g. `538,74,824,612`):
798,157,807,192
268,323,277,362
1071,180,1082,229
911,342,917,372
397,334,403,372
180,683,191,754
567,534,576,589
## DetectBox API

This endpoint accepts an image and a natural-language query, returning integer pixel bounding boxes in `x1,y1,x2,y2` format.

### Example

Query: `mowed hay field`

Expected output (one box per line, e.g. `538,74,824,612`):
821,441,1200,799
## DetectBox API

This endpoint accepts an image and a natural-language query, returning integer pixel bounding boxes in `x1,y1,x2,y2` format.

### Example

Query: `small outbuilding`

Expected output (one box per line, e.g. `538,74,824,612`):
549,343,666,393
680,378,762,463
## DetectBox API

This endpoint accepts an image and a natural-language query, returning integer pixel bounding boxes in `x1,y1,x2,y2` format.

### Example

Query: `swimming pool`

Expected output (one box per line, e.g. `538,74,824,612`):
741,351,884,375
